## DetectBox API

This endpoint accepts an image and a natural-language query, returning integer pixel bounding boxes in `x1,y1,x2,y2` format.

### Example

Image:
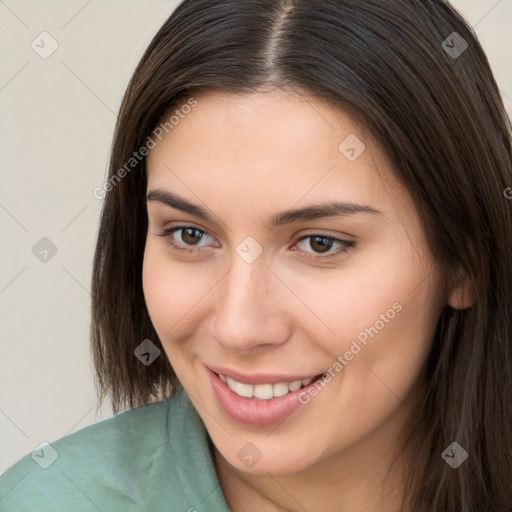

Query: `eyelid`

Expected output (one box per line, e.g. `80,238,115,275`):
157,224,218,248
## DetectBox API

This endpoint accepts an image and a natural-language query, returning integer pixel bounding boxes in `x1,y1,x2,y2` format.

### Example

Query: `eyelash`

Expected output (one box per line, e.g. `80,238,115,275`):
155,225,355,261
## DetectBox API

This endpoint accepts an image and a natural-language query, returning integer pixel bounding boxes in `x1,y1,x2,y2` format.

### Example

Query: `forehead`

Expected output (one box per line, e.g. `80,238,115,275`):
151,89,366,163
145,90,408,221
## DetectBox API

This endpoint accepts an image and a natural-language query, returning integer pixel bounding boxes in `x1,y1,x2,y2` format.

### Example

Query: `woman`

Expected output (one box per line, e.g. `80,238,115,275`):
1,0,511,510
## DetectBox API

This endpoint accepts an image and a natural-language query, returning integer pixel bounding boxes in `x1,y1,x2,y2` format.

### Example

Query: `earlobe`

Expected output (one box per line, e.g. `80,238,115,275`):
447,273,476,310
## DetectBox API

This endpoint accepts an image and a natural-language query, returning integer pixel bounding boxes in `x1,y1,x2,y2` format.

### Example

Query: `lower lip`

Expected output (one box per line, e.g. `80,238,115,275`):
208,369,322,427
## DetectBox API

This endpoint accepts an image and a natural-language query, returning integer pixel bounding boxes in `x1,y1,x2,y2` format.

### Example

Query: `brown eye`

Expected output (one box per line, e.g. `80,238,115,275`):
295,234,354,261
156,225,217,254
308,236,335,253
180,227,205,245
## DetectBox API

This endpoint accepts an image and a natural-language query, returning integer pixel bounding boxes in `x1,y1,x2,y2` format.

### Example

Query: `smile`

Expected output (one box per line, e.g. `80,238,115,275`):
218,373,315,400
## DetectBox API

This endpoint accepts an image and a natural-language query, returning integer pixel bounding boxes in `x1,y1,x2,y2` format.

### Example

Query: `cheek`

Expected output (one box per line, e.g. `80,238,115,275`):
142,242,210,341
289,258,440,454
297,241,439,376
283,250,412,346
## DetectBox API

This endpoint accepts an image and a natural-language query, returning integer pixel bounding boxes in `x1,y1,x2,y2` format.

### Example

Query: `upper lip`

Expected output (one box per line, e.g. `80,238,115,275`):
205,364,322,385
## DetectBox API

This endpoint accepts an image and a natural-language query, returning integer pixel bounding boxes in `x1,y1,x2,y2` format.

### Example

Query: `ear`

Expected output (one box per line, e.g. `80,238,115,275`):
447,269,476,310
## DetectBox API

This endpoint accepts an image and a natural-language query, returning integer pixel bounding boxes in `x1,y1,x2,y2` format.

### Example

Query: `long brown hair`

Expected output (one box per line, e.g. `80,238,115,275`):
91,0,512,509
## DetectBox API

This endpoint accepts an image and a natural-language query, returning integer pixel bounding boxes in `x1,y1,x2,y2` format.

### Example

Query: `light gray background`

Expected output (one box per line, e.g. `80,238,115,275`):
1,0,511,473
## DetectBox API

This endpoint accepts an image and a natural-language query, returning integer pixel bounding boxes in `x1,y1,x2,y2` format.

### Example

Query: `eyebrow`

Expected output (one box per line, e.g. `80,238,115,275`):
146,189,382,226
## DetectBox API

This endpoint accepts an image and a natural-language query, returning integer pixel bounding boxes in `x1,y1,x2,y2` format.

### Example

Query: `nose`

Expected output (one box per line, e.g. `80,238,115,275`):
209,251,291,353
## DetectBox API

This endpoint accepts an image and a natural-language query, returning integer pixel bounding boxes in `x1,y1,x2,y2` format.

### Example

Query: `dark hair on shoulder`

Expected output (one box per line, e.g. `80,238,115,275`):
91,0,512,509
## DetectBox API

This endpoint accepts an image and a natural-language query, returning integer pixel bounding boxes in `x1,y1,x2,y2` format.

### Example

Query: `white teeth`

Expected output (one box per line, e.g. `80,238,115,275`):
253,384,274,400
226,376,237,392
288,380,302,392
234,381,253,398
273,382,289,397
218,373,317,400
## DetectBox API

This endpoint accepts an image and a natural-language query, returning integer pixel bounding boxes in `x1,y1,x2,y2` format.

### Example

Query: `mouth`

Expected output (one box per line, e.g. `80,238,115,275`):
206,365,328,426
216,372,325,400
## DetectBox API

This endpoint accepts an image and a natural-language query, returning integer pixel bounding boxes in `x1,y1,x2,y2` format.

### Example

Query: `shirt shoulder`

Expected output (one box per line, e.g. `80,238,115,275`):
0,387,231,512
0,395,179,512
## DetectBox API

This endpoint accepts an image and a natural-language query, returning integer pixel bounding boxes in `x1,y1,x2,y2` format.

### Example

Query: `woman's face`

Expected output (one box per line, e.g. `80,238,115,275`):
143,90,449,476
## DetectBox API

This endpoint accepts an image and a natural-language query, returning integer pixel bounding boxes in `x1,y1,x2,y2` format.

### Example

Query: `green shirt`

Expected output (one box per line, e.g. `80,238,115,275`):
0,387,232,511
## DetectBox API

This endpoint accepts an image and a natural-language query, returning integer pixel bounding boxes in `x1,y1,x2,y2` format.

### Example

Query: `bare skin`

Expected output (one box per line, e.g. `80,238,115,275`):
143,89,473,512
